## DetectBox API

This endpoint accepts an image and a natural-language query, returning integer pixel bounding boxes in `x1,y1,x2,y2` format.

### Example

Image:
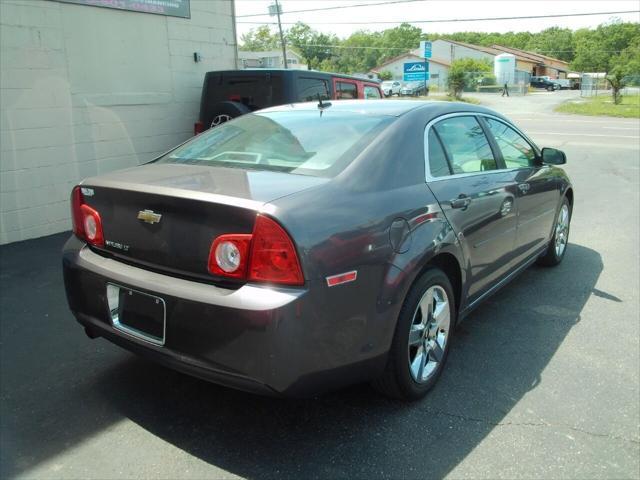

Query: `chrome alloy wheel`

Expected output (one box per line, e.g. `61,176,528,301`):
211,114,232,127
408,285,450,383
555,204,570,257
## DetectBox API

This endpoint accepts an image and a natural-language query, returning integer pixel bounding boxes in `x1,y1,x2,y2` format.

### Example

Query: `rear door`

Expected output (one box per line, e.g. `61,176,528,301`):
202,72,284,127
425,115,518,301
483,117,559,261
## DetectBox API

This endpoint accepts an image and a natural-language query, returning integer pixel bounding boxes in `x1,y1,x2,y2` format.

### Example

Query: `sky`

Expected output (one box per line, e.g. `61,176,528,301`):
234,0,640,39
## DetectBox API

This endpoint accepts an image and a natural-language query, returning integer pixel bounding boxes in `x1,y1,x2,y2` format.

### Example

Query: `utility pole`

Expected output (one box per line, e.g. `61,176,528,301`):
423,48,428,96
269,0,288,69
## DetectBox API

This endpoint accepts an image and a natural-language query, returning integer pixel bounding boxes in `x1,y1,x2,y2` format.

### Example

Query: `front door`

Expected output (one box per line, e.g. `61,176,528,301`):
482,117,559,261
426,115,518,301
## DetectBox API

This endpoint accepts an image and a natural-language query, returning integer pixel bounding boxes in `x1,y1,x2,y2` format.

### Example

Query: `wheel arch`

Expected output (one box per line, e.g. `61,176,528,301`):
565,187,574,207
422,252,462,318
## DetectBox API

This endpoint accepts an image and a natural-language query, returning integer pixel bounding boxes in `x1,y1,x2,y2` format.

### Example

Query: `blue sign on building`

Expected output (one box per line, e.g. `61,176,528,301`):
420,40,432,59
403,62,430,82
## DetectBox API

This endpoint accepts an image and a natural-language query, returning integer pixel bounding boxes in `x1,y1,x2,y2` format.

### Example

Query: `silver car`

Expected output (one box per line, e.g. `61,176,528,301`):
381,80,401,97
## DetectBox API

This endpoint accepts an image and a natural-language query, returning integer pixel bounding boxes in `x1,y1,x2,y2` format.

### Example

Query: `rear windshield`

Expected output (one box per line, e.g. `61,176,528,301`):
158,111,394,177
209,74,284,110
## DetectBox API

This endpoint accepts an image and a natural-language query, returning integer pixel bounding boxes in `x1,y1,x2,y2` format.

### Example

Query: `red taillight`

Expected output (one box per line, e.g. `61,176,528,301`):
248,215,304,286
194,121,204,135
71,186,84,238
70,186,104,247
208,215,304,286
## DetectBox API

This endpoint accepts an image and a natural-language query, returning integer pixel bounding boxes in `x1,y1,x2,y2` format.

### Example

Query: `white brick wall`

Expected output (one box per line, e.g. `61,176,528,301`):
0,0,237,244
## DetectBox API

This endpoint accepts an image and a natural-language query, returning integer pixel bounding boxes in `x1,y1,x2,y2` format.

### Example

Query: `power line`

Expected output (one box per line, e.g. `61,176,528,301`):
237,10,640,25
300,44,410,50
236,0,425,18
290,44,626,53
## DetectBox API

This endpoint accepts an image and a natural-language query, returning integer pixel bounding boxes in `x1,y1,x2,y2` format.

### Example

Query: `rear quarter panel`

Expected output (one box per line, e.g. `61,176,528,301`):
269,111,466,365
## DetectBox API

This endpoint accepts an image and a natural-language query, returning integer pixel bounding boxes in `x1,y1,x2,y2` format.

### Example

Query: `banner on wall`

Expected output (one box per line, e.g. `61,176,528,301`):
54,0,191,19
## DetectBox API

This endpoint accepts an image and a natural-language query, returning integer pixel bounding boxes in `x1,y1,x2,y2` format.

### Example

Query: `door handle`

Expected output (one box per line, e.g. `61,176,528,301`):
518,183,530,194
450,195,471,209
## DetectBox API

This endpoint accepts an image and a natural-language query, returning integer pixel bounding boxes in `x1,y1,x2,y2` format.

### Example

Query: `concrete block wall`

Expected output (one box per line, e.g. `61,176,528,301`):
0,0,237,244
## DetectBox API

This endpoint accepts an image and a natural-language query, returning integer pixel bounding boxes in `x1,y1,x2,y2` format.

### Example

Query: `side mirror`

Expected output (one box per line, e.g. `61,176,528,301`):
541,147,566,165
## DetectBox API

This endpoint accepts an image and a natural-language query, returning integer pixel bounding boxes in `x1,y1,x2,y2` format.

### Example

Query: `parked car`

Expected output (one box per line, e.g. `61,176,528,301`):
194,69,383,134
554,79,572,90
400,81,429,96
381,80,402,97
530,76,561,91
63,100,573,400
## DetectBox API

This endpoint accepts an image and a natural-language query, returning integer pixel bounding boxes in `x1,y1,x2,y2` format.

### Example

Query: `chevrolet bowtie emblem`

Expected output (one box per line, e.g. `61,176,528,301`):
137,209,162,224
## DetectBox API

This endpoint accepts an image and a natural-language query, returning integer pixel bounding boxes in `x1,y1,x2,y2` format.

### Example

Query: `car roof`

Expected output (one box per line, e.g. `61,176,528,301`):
257,99,502,118
205,69,381,84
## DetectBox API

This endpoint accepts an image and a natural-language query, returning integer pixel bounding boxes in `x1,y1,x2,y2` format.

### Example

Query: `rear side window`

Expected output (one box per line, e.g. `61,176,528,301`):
364,85,382,99
434,116,497,174
484,118,536,168
160,111,394,178
297,77,330,102
336,81,358,99
427,130,451,177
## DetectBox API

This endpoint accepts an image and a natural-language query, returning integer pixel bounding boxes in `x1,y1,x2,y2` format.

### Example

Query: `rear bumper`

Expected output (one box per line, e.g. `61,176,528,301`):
62,236,387,397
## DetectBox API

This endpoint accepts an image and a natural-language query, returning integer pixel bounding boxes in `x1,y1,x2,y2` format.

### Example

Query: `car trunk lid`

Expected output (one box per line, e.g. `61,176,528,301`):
80,163,327,283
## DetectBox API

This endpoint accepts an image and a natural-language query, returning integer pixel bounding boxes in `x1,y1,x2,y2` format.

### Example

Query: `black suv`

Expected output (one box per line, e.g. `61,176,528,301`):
195,69,384,134
530,76,560,91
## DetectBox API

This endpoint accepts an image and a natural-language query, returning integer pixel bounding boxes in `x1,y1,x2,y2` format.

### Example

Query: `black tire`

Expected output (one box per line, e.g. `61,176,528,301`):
547,86,553,92
372,268,456,400
209,101,250,127
537,197,571,266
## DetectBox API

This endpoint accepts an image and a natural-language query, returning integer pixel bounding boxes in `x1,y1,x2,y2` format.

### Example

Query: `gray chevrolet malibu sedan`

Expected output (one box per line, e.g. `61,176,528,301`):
63,100,573,399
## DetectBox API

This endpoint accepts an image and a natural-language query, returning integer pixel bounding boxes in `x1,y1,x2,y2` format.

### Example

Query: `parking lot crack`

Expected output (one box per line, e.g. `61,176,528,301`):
566,425,640,445
430,409,549,427
430,409,640,445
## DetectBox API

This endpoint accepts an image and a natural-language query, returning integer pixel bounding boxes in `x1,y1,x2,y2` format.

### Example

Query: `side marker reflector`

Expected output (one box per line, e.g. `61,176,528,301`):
326,270,358,287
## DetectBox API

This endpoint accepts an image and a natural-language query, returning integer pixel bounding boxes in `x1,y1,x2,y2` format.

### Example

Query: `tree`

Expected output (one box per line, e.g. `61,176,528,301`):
571,21,640,103
606,37,640,104
287,22,338,70
239,26,279,51
525,27,574,62
447,58,491,98
335,30,383,73
378,70,393,81
572,21,640,72
377,23,422,64
444,31,533,50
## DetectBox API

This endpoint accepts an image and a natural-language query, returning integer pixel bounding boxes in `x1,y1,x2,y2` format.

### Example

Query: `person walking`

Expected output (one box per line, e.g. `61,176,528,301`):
502,82,510,97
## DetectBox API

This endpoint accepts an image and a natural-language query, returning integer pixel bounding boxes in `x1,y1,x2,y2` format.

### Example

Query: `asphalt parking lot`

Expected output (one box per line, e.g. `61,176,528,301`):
1,91,639,479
